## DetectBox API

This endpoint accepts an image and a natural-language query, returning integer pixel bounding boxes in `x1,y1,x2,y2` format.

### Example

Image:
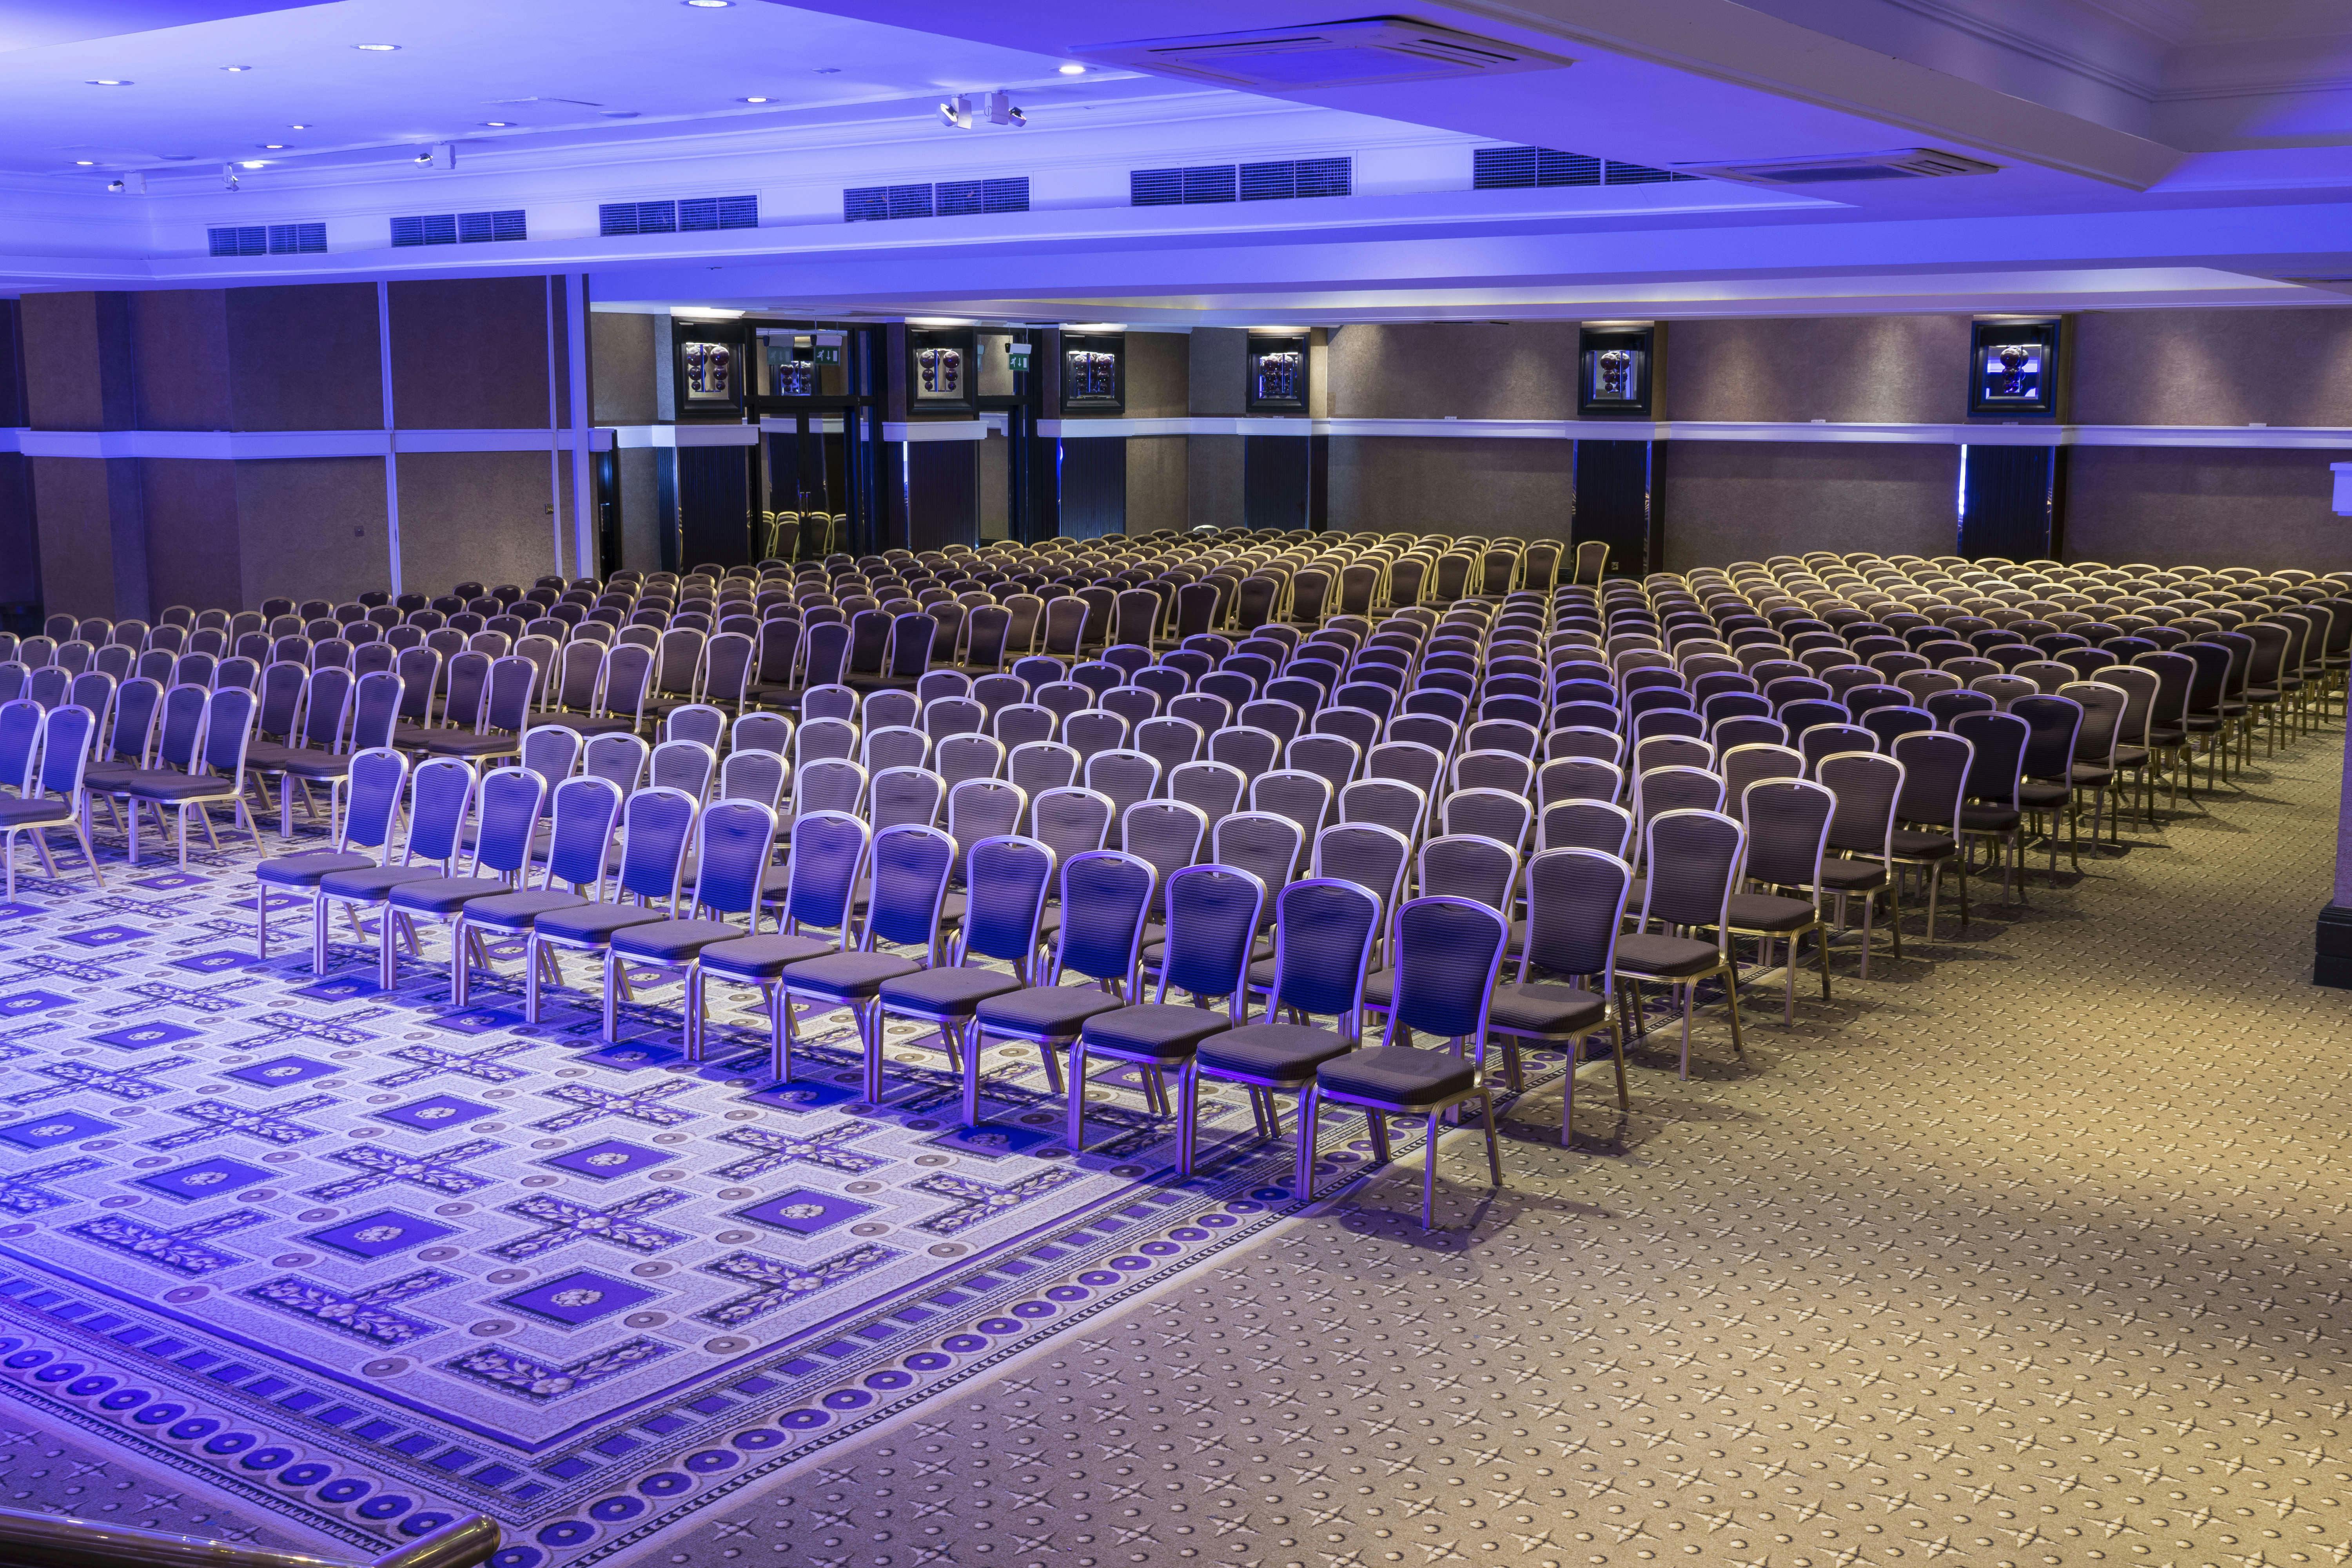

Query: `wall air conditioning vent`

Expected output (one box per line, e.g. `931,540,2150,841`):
844,177,1029,222
209,222,324,256
1682,148,1999,184
1075,16,1572,90
1473,145,1697,189
392,209,527,247
601,195,757,237
1132,158,1348,205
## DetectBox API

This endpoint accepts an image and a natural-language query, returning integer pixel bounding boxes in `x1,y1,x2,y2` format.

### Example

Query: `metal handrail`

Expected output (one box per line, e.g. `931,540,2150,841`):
0,1509,499,1568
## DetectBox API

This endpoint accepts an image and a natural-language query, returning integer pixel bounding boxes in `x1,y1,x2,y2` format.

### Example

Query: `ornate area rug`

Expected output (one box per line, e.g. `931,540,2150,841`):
0,815,1577,1568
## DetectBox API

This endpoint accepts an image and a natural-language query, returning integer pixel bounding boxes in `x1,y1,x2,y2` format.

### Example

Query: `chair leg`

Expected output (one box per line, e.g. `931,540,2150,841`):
256,883,270,960
1678,983,1693,1080
1066,1042,1091,1154
602,949,621,1044
774,984,798,1084
959,1023,981,1128
1421,1111,1441,1230
1176,1062,1198,1177
525,936,544,1022
1721,961,1745,1059
378,906,399,991
1366,1109,1392,1163
1479,1091,1502,1186
1560,1035,1578,1146
1293,1086,1319,1197
1610,1018,1628,1110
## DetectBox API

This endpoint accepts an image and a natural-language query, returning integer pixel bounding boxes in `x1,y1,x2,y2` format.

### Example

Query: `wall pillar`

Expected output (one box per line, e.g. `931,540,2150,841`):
2317,721,2352,987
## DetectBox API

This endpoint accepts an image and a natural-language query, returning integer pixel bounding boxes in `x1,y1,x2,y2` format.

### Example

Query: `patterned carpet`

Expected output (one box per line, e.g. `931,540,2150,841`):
0,793,1573,1566
5,720,2349,1568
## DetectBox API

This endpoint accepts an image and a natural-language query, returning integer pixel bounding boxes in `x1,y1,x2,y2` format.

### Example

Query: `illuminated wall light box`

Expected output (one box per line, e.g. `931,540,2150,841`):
1577,323,1659,417
1967,316,2065,419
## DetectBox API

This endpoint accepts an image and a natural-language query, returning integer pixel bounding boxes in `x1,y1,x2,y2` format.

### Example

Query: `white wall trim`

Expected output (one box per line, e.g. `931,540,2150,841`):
3,418,2347,458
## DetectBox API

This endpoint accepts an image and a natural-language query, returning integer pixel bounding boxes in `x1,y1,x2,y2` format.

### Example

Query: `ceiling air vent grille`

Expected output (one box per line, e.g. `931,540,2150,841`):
601,195,756,236
1682,148,1999,185
1474,145,1694,189
209,222,325,256
394,209,527,247
1133,158,1347,205
843,178,1028,222
1076,17,1571,90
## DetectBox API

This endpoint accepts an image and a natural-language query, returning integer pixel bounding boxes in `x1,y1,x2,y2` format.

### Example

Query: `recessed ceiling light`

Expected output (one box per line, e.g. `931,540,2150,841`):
813,67,840,73
353,43,399,51
222,64,254,73
738,96,770,103
290,123,311,129
260,142,285,149
86,79,132,86
482,120,512,127
683,0,732,7
238,160,267,169
73,159,94,165
1058,63,1086,74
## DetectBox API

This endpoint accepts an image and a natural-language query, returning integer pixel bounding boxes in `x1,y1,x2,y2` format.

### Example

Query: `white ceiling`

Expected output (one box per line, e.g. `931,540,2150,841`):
1,0,2350,325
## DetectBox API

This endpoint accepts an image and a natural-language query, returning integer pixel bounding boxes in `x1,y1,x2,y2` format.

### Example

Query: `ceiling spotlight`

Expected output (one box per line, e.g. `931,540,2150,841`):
238,159,267,169
107,175,145,194
683,1,732,7
222,64,254,72
481,120,512,127
414,152,433,164
222,164,240,190
940,90,1025,130
260,143,285,149
73,159,94,166
353,43,399,51
1058,63,1086,74
738,96,770,103
87,78,132,86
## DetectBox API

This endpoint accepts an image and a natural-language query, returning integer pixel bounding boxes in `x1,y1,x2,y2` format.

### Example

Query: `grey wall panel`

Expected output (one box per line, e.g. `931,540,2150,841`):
1325,323,1584,420
29,457,142,618
395,452,557,593
1325,436,1574,538
1668,316,1974,425
1189,329,1247,417
978,432,1009,542
387,277,552,430
591,311,660,425
139,458,243,613
232,458,392,608
0,454,35,608
2065,445,2352,572
1125,435,1188,538
1187,433,1243,531
617,447,662,571
1124,331,1190,419
224,284,383,432
130,292,233,432
906,440,978,554
21,293,134,432
1058,438,1125,539
1660,441,1959,569
2072,308,2352,428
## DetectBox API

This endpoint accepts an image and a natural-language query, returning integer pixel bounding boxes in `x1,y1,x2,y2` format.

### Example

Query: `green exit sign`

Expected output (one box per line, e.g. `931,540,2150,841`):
1005,343,1033,372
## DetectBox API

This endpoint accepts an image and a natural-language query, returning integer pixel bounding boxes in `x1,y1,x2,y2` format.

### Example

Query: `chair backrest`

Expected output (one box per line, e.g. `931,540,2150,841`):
469,764,550,879
1539,799,1634,857
1152,864,1265,1007
1052,850,1155,985
961,834,1056,968
1637,808,1744,935
1381,896,1508,1046
1891,730,1972,832
1737,777,1833,891
1031,785,1115,869
650,738,718,800
1266,878,1381,1023
1210,809,1305,899
687,799,777,921
1122,799,1210,912
614,785,698,903
151,682,209,772
1518,848,1630,985
335,748,412,854
2011,693,2083,782
541,775,625,892
1417,832,1518,912
401,758,479,867
859,824,956,958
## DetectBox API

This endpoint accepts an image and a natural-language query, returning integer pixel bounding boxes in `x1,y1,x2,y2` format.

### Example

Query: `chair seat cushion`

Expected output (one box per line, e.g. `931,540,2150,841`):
243,742,306,770
1724,891,1817,933
1613,932,1721,979
878,965,1025,1015
1889,828,1955,859
256,850,376,889
534,712,639,735
1196,1021,1355,1079
2069,764,2114,787
535,903,675,945
610,918,751,964
2113,745,2149,768
0,797,72,828
1141,933,1274,967
118,771,234,801
1316,1044,1475,1106
459,888,588,929
781,950,921,998
1080,1002,1232,1059
2016,780,2070,808
318,864,449,900
387,876,512,916
81,760,141,787
698,931,842,978
1815,857,1888,893
1485,981,1607,1038
975,984,1128,1038
416,731,522,758
278,752,357,779
1958,803,2019,831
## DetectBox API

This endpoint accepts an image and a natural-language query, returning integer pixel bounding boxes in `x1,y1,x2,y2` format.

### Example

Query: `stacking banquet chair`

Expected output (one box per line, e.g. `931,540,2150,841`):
695,809,870,1078
967,849,1155,1129
1300,895,1510,1229
0,704,103,901
1614,807,1747,1078
873,833,1057,1125
314,757,476,979
1815,750,1905,976
1888,730,1972,941
1722,778,1835,1024
527,785,698,1021
770,822,956,1101
604,799,779,1049
118,684,260,870
443,775,626,1006
1485,847,1630,1143
252,747,407,962
1071,862,1265,1172
379,765,550,998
